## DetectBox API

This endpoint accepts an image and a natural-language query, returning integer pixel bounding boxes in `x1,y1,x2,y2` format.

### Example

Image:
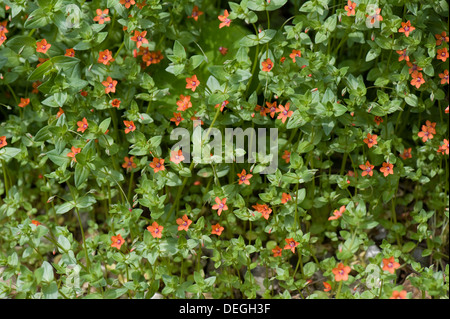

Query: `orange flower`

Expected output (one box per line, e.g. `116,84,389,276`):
359,161,374,177
56,107,64,118
93,9,110,24
32,81,41,94
0,21,8,34
289,49,302,63
272,246,282,257
437,47,449,62
418,124,435,142
283,238,299,253
130,30,148,48
147,221,163,238
185,75,200,92
328,205,346,220
219,46,228,56
176,94,192,111
31,220,41,226
77,117,88,133
0,136,6,149
276,102,293,123
396,49,409,62
111,99,121,108
323,282,332,292
374,116,383,126
252,203,272,220
400,148,412,160
435,31,449,46
176,214,192,231
111,234,125,250
102,76,117,94
437,139,449,155
122,156,137,171
344,0,356,16
406,61,422,75
424,120,437,134
363,133,378,148
67,146,81,162
255,104,268,117
332,263,351,282
98,49,115,65
265,101,278,118
281,193,292,204
366,7,383,25
149,158,165,173
282,150,291,163
439,70,449,85
212,197,228,216
170,112,184,126
136,0,147,9
0,32,6,46
218,9,231,28
215,100,229,112
65,48,75,57
189,6,203,21
36,39,51,54
237,169,252,185
380,162,394,177
390,290,408,299
410,72,425,89
123,120,136,134
141,50,164,66
398,20,415,37
261,58,274,72
18,97,30,108
120,0,135,8
382,256,401,274
211,223,224,236
170,149,185,164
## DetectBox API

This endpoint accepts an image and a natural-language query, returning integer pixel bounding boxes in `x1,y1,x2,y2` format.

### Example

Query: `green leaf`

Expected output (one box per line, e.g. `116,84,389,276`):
247,0,288,11
47,149,70,167
239,30,277,47
402,242,416,253
56,202,75,215
27,59,53,81
5,35,36,52
40,261,54,283
57,235,71,251
99,118,111,134
366,48,381,62
173,40,186,60
74,164,90,189
0,147,21,162
104,287,129,299
24,8,50,29
42,282,58,299
405,94,418,107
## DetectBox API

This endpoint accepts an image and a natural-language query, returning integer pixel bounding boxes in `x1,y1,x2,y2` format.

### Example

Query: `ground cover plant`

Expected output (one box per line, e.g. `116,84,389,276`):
0,0,448,299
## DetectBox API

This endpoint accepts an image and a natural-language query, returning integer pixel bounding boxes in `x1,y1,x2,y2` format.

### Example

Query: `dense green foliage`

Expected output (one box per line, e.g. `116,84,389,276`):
0,0,448,299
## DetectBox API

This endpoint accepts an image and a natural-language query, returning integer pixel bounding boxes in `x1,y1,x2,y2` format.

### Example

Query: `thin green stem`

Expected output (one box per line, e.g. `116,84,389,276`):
75,207,91,269
335,280,343,299
127,171,134,203
293,251,303,279
1,159,9,197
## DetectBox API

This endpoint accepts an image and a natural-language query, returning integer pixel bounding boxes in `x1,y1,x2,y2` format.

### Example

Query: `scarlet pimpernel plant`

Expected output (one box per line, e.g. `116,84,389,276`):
0,0,448,301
